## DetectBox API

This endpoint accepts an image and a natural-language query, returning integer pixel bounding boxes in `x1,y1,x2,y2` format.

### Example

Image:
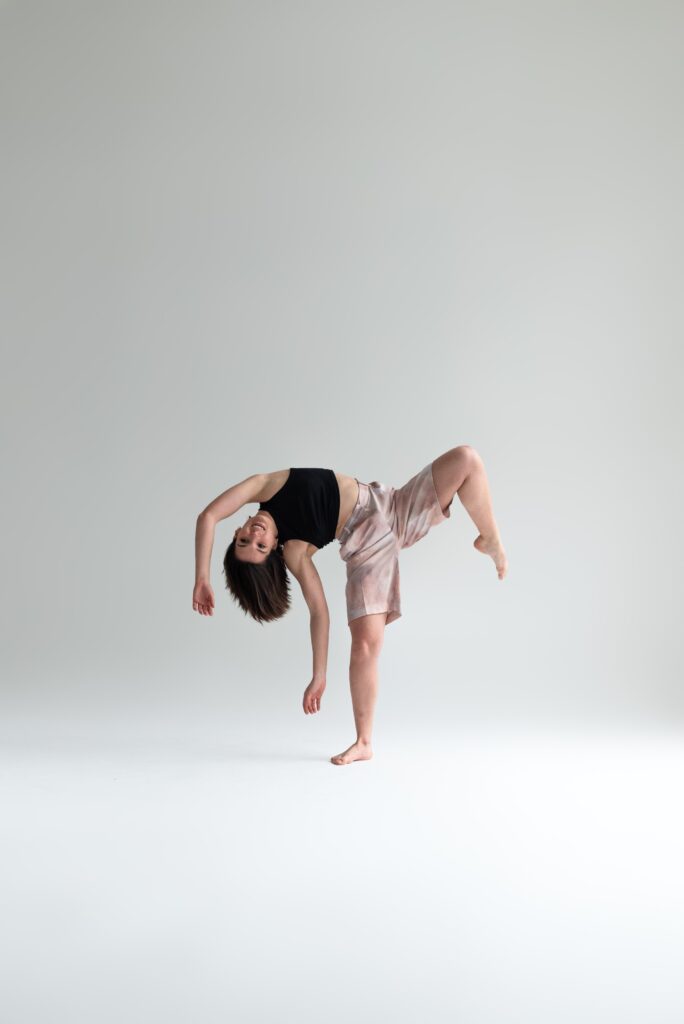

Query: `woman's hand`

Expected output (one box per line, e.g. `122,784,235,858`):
303,676,326,714
193,580,215,616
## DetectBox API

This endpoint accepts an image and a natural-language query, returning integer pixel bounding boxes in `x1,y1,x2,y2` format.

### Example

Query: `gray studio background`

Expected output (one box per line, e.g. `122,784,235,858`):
3,1,681,737
3,5,684,1024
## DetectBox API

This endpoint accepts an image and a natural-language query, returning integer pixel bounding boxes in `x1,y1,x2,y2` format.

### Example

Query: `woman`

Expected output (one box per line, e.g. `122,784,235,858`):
192,445,507,766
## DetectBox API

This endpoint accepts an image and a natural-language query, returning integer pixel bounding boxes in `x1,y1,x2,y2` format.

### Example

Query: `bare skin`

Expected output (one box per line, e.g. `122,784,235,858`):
330,612,385,765
431,445,508,581
474,533,508,579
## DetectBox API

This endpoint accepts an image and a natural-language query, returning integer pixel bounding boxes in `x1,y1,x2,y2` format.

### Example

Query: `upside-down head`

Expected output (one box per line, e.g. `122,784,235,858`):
223,512,291,624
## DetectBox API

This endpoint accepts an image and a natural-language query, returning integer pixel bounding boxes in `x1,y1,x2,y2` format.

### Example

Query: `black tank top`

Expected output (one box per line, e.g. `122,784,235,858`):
259,468,340,549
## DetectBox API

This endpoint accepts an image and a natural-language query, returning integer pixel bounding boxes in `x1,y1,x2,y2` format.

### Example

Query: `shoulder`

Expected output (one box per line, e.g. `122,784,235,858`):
282,538,319,570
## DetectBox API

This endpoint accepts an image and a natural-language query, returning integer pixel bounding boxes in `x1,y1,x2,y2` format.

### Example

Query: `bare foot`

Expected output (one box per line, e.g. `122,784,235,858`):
330,740,373,766
473,533,508,580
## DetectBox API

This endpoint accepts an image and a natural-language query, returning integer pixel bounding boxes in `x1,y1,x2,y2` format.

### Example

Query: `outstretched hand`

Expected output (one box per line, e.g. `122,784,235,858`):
193,580,215,616
303,676,326,714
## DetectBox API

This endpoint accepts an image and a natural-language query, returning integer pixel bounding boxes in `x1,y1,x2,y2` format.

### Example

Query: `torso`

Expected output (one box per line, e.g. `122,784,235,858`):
256,469,359,556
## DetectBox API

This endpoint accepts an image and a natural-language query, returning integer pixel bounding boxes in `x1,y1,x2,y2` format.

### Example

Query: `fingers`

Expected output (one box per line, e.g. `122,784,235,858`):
192,585,215,616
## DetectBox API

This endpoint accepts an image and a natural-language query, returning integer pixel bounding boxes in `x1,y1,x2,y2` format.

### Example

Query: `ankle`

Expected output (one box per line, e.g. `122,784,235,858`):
356,736,372,746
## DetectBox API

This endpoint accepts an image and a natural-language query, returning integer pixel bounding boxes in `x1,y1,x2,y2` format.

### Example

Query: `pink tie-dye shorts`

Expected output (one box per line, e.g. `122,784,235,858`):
337,460,453,627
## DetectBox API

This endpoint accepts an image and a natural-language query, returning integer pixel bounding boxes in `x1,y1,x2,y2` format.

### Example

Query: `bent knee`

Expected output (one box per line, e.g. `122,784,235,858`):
454,443,481,467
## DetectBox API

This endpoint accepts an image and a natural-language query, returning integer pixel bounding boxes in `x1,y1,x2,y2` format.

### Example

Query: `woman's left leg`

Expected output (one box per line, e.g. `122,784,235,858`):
331,612,387,766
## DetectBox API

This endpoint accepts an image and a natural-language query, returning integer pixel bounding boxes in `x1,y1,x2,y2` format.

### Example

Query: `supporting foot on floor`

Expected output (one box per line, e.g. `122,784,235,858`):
330,739,373,766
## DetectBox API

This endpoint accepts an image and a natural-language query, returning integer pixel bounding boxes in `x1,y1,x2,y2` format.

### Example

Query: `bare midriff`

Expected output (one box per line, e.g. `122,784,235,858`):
334,472,360,540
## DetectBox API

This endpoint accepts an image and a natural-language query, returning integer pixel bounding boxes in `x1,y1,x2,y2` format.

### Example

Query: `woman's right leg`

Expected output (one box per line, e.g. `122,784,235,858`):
432,444,508,579
330,612,387,766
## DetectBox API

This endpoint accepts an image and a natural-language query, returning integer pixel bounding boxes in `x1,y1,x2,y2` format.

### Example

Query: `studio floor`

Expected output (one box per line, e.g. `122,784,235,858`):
3,718,683,1023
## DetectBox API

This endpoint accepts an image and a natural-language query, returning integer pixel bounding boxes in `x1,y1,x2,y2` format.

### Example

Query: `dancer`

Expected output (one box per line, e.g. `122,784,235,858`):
192,445,507,765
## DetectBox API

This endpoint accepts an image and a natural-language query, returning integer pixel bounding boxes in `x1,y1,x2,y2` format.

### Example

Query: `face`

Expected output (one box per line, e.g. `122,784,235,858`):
233,510,279,563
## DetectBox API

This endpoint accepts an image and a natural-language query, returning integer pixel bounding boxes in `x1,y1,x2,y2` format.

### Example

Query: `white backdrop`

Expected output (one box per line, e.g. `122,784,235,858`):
3,1,681,731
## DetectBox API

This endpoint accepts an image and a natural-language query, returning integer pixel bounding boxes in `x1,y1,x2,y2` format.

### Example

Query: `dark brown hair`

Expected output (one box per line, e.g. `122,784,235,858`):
222,540,292,624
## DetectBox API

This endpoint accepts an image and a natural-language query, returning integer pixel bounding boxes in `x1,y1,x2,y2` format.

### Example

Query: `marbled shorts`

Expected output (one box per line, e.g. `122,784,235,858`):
337,461,453,627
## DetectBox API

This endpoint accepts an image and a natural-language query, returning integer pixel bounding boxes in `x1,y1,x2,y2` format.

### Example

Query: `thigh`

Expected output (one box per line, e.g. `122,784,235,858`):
345,537,402,627
392,460,452,549
431,446,473,513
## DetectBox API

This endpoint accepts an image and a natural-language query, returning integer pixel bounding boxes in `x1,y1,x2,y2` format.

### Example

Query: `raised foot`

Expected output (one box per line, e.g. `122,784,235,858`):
330,740,373,766
473,533,508,580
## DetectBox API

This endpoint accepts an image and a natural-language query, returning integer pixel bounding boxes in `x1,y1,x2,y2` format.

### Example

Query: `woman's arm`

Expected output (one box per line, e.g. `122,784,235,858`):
199,473,267,524
285,550,330,680
193,516,216,615
309,607,330,681
195,514,216,584
193,474,267,617
195,473,266,580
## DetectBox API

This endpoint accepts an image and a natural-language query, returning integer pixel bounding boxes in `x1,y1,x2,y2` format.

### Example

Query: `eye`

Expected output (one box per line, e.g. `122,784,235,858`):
239,539,267,551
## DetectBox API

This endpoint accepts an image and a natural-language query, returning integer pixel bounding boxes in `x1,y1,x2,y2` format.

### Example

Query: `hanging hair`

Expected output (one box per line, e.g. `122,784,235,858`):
222,540,292,624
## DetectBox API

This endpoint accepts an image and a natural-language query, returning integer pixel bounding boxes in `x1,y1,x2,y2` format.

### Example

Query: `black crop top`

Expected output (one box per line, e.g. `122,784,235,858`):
258,468,340,549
